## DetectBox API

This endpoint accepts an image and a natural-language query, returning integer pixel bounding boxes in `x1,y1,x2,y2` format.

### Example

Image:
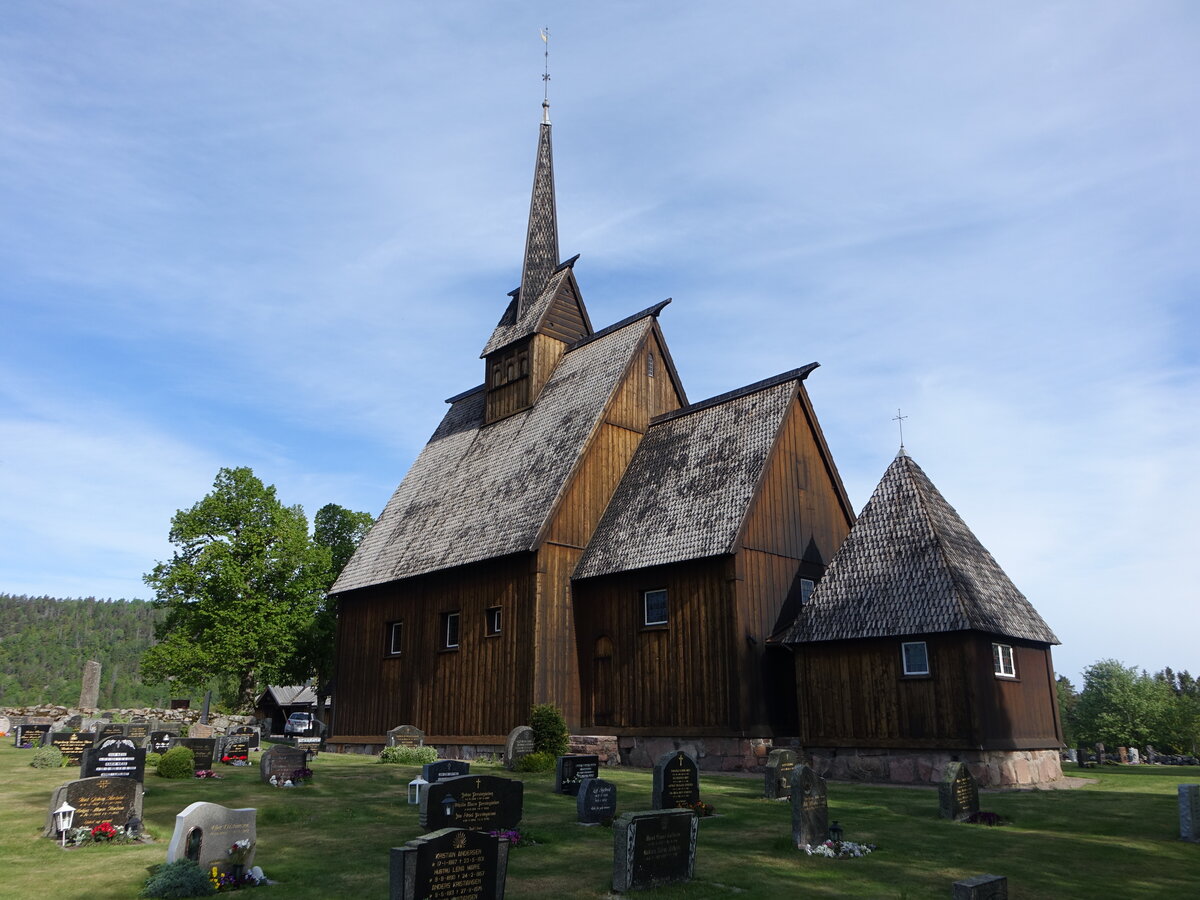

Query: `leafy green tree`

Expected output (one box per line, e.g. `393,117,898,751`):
1153,667,1200,754
140,467,326,712
1055,675,1079,746
1074,659,1171,749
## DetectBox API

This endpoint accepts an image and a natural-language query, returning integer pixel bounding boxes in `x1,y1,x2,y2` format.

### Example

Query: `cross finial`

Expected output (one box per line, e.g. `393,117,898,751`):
893,408,908,451
540,27,551,121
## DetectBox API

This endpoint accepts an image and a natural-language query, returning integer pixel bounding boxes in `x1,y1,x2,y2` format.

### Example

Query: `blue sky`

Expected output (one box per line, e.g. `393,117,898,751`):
2,2,1196,686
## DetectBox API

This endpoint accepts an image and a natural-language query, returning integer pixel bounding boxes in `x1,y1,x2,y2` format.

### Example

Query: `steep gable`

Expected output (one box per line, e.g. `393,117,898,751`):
786,451,1059,645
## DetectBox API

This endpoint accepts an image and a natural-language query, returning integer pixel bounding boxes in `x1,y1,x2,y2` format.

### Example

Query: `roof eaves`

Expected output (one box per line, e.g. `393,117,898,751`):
651,363,819,426
444,383,485,404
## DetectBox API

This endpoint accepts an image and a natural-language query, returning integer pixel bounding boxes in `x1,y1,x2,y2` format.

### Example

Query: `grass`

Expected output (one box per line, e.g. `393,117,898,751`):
1,741,1198,898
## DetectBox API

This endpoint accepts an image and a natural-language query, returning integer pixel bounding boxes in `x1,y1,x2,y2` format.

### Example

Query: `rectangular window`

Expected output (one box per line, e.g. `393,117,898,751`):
902,641,929,675
993,643,1016,677
642,589,668,627
485,606,502,636
386,621,403,656
647,351,656,378
441,611,460,649
799,578,815,605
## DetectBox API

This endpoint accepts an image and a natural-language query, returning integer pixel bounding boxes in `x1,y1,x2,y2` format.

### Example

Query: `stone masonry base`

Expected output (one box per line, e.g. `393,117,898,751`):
806,747,1063,787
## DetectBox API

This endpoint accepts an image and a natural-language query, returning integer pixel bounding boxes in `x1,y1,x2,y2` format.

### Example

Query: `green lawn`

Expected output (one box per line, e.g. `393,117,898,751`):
2,742,1197,898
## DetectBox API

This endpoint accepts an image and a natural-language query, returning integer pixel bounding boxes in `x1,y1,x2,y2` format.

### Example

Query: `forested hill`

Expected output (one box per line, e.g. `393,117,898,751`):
0,593,166,708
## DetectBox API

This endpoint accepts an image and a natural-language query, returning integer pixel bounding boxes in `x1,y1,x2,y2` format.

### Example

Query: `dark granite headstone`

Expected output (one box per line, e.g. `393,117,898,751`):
555,754,600,796
390,828,509,900
1180,784,1199,842
503,725,535,770
387,724,425,747
220,736,251,763
577,777,618,825
764,749,796,800
229,725,261,749
149,731,175,754
952,874,1008,900
48,732,94,765
171,737,217,771
652,750,700,810
166,801,257,875
422,759,471,783
95,723,128,743
421,774,524,831
260,744,308,783
939,762,980,821
126,722,150,745
790,765,829,847
612,809,698,892
14,723,51,747
43,776,142,835
81,737,146,782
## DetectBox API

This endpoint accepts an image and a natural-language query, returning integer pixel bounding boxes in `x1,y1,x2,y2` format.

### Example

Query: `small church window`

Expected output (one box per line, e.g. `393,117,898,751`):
642,589,668,627
993,642,1016,677
902,641,929,675
441,611,460,650
485,606,502,636
386,621,403,656
799,578,815,605
647,351,655,378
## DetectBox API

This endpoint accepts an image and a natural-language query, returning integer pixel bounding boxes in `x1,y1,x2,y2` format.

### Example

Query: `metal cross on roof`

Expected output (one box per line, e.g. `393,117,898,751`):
893,408,908,450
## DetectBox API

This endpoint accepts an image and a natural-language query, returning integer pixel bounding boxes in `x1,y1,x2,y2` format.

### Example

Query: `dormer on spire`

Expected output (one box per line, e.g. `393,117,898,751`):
518,103,559,316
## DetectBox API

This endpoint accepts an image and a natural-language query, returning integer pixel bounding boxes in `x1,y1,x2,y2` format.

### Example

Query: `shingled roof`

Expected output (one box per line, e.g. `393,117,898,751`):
574,367,816,580
785,451,1058,645
333,312,658,594
481,258,590,356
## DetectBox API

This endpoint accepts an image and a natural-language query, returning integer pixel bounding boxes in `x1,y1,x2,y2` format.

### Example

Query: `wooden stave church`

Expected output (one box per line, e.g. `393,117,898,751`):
329,100,1064,785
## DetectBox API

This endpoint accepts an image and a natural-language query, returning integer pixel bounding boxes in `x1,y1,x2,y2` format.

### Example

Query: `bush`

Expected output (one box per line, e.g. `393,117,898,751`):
141,860,215,898
530,703,569,757
379,745,438,765
157,745,196,779
146,752,162,769
514,750,556,773
30,746,65,768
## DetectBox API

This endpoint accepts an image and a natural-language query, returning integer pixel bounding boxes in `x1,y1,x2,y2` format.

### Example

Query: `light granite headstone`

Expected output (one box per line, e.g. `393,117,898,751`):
790,765,828,847
44,776,142,835
952,874,1008,900
1128,747,1140,765
387,724,425,748
390,828,509,900
0,716,10,735
652,750,700,810
939,762,980,821
1118,746,1129,764
1180,784,1199,842
79,660,101,709
764,748,797,799
612,809,698,893
166,801,256,874
503,726,535,770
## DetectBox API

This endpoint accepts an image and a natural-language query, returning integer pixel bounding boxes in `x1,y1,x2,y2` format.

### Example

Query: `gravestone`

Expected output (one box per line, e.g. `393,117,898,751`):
390,828,509,900
952,874,1008,900
81,737,146,782
188,723,216,739
171,737,217,771
503,725,536,770
790,765,829,847
95,722,128,743
229,725,261,750
1147,745,1157,764
577,777,618,825
421,774,524,831
1065,748,1077,764
555,754,600,796
763,748,797,800
1118,746,1129,764
79,659,101,709
149,731,175,754
126,722,150,745
1077,744,1089,767
1095,742,1105,764
387,724,425,748
1180,784,1199,842
43,776,142,835
652,750,700,810
48,732,94,765
423,759,471,783
0,715,10,735
166,801,257,874
260,744,308,783
939,762,980,821
15,723,51,747
612,809,698,893
1128,747,1140,765
221,736,252,763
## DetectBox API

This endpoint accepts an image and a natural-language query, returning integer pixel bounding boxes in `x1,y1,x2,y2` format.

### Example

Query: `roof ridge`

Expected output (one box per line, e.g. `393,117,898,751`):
567,299,671,352
650,363,818,426
444,383,485,404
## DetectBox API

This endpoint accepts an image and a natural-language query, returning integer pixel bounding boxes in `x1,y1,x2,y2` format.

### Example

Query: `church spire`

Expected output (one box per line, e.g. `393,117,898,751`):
517,45,559,315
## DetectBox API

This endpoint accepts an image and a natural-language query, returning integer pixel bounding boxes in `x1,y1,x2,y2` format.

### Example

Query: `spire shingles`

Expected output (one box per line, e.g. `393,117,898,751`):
518,104,559,316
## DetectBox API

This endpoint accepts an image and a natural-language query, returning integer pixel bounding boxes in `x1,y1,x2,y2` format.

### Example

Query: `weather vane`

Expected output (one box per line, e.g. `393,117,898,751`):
893,408,908,450
540,27,551,103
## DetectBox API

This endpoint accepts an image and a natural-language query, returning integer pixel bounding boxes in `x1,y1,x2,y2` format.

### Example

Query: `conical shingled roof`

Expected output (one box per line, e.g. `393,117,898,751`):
518,114,559,315
786,451,1058,645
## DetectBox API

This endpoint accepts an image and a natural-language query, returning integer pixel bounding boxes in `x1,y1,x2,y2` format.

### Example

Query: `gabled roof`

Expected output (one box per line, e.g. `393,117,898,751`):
333,311,660,594
257,685,316,708
481,257,591,357
785,451,1059,645
574,367,817,580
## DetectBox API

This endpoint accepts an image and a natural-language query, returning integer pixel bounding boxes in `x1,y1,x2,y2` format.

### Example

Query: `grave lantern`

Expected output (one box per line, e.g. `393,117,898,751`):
407,774,428,805
829,821,843,843
54,801,76,847
441,793,457,819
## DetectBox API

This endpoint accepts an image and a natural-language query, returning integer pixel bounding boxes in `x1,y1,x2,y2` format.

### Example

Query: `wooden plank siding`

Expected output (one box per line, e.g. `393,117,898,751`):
540,277,590,344
332,555,536,741
794,633,1062,750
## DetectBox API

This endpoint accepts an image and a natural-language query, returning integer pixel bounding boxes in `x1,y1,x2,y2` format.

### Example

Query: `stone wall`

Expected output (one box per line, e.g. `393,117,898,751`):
806,746,1063,787
0,704,256,735
606,735,784,772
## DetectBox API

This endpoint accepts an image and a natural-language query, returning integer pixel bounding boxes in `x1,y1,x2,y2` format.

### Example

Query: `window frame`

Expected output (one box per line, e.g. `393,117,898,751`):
901,641,930,676
385,620,404,656
642,588,668,627
485,606,502,637
441,611,461,650
993,642,1017,678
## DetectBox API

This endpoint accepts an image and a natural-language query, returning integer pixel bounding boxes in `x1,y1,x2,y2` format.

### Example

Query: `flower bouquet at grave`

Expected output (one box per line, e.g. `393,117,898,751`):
677,799,716,817
964,810,1005,827
195,769,223,779
802,839,877,858
290,766,313,784
221,752,249,765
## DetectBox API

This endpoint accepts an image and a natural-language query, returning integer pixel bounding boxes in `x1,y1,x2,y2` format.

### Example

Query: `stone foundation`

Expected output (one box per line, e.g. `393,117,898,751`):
807,747,1063,788
605,735,784,772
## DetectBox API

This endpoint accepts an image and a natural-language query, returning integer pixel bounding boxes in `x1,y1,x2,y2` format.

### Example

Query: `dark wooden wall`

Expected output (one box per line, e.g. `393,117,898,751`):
794,632,1063,749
